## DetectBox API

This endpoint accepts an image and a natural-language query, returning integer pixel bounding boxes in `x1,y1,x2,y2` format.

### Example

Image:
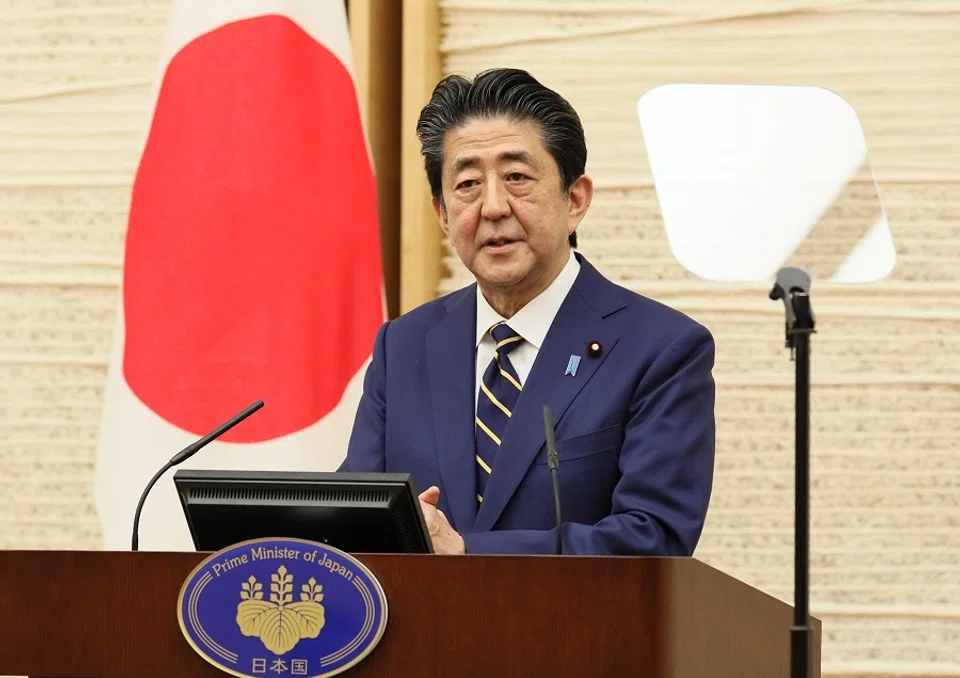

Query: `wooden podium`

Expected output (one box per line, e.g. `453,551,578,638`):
0,550,820,677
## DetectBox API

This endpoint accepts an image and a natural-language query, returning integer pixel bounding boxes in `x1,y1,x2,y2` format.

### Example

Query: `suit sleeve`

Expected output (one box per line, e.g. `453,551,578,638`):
461,322,716,556
338,320,389,472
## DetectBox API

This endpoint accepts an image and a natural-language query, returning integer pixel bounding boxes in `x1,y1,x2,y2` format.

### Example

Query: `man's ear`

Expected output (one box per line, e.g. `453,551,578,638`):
432,196,450,237
567,174,594,234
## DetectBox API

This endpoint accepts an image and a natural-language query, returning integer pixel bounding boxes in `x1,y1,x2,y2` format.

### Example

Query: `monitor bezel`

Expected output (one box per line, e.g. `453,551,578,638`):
172,469,434,554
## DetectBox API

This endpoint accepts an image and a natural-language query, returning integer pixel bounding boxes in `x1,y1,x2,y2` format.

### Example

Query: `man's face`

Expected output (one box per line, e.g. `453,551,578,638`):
433,116,591,305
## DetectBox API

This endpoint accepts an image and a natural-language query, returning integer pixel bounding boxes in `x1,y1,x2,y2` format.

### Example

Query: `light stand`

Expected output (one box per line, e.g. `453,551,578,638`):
768,267,815,678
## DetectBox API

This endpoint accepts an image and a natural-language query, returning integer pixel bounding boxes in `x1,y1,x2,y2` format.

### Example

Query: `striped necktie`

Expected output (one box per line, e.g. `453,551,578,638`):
475,322,523,504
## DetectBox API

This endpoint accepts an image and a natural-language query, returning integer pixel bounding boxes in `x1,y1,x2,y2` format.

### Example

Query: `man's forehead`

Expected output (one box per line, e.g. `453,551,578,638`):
444,121,546,172
450,149,537,173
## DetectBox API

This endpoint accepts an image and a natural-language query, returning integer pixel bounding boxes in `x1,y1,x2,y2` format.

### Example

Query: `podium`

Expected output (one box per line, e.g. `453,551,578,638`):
0,549,820,677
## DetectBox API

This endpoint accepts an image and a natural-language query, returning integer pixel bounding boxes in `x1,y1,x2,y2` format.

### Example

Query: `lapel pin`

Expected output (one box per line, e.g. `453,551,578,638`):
587,341,602,357
565,354,581,377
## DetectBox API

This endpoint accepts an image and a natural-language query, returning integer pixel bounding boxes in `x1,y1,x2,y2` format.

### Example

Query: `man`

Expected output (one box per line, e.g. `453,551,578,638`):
341,68,716,556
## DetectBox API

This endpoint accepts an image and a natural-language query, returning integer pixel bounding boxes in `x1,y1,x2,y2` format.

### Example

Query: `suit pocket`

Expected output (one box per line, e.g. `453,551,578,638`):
535,424,623,465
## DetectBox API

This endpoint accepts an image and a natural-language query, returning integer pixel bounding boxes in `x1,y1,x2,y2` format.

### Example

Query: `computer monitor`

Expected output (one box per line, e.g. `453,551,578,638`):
172,470,433,554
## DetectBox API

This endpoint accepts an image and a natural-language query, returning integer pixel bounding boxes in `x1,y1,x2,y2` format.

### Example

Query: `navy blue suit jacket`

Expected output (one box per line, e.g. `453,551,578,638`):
340,253,716,556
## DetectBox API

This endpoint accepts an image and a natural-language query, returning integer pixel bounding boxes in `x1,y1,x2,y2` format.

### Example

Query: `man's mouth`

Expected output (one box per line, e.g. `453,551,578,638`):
483,237,517,249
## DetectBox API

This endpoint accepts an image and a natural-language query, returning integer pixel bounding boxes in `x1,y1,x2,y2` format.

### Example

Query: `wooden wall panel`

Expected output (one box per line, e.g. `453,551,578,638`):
0,0,170,549
349,0,402,319
400,0,444,314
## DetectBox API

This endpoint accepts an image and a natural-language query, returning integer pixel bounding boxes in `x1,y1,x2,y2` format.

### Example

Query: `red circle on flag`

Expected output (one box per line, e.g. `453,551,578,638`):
123,15,383,442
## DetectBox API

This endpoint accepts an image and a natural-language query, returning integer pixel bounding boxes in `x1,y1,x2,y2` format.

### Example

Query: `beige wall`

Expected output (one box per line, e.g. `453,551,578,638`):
1,0,171,548
436,1,959,676
0,0,957,676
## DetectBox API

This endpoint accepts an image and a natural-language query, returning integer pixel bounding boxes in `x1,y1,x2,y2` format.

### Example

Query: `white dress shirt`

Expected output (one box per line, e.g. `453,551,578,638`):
474,249,580,413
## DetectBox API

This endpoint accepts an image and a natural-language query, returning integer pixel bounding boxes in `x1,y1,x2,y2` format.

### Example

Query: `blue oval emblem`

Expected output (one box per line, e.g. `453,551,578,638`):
177,537,387,678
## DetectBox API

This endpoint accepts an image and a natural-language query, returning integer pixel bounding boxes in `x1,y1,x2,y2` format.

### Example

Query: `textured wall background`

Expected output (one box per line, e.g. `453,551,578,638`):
1,0,171,547
0,0,957,676
436,1,959,677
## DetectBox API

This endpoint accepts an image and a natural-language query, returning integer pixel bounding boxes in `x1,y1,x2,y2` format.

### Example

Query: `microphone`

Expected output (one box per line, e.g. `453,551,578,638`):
542,404,563,555
130,399,265,551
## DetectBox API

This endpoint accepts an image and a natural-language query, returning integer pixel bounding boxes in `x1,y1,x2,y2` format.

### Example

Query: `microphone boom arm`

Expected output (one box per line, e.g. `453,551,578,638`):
130,399,264,551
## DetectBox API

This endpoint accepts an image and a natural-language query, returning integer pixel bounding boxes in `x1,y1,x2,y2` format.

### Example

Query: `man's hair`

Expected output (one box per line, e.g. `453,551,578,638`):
416,68,586,248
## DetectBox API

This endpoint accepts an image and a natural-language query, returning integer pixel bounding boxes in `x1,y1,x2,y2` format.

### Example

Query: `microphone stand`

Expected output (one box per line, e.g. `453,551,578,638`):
769,267,815,678
542,404,563,555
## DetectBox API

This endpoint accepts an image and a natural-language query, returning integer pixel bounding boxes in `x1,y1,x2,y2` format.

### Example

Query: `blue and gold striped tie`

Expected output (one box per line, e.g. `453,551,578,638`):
475,322,523,504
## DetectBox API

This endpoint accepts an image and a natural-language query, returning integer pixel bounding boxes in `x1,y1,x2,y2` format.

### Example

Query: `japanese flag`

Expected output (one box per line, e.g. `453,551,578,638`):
94,0,384,551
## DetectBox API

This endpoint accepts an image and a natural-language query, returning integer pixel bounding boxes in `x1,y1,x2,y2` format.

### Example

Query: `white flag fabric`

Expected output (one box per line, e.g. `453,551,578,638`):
94,0,384,551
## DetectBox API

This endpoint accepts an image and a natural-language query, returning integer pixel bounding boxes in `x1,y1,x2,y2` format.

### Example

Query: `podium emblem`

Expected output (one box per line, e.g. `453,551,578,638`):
177,537,387,677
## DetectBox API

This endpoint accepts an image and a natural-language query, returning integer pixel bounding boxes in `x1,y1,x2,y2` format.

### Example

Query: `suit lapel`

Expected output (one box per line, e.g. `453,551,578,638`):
426,287,478,533
474,267,622,532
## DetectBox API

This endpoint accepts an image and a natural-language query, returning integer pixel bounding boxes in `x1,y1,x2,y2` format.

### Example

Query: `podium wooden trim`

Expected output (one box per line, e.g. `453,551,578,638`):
0,550,820,677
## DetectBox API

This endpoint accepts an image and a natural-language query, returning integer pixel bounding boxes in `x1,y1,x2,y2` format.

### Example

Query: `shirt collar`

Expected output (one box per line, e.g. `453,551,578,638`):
475,249,580,349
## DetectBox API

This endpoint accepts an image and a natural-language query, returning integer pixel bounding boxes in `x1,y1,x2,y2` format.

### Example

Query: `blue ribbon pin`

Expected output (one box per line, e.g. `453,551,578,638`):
565,354,581,377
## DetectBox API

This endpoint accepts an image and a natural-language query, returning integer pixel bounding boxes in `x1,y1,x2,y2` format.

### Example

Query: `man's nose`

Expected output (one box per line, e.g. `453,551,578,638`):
480,180,511,220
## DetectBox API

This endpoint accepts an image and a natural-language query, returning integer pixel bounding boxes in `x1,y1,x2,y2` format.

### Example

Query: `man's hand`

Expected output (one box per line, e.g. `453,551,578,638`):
418,486,466,555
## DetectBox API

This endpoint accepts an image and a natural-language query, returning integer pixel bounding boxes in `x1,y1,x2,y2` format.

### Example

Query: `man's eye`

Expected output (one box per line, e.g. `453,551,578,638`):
506,173,528,181
457,180,478,190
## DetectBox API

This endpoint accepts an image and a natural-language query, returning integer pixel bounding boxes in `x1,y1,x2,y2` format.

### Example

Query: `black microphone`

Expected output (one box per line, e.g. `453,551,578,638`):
130,399,265,551
542,404,563,555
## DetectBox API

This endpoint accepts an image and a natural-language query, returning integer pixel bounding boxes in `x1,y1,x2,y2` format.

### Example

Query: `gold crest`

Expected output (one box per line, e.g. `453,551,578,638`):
236,565,326,655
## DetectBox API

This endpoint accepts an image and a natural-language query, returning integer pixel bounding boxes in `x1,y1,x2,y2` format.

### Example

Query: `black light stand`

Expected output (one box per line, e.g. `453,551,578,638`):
768,267,816,678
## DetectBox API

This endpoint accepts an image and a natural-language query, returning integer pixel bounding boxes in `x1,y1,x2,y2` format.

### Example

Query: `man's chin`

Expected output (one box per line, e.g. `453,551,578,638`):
474,261,527,285
478,275,537,298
